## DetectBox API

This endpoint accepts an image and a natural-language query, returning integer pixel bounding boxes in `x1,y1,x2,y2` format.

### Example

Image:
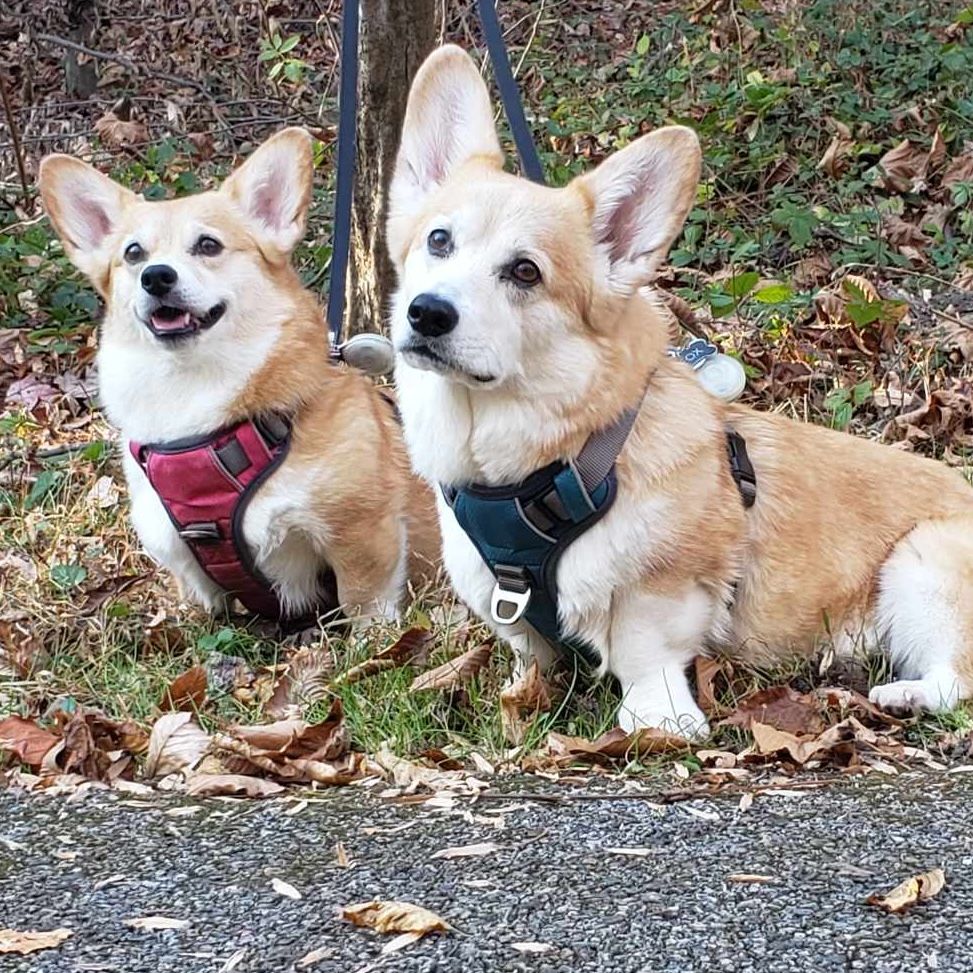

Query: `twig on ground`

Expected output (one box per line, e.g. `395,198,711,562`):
0,72,30,206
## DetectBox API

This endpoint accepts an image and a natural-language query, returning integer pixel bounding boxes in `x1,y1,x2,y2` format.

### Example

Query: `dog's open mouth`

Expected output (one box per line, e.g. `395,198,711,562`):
403,342,495,385
147,302,226,340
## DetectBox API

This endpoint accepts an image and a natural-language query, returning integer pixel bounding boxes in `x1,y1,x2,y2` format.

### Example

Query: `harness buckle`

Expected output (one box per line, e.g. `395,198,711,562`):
179,522,221,542
490,564,532,625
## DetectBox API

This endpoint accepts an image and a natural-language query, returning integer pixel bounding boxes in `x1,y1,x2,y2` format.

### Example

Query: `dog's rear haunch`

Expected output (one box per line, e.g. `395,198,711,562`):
39,130,440,625
387,45,973,737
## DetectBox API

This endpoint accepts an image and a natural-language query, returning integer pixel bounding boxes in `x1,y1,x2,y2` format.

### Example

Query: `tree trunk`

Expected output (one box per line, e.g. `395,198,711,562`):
345,0,437,338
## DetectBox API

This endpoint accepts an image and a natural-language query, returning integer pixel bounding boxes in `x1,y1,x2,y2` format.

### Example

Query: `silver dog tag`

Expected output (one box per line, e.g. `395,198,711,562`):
337,333,396,376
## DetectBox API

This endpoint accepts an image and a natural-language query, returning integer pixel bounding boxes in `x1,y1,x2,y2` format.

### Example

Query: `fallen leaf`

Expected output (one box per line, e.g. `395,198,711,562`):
144,712,210,778
721,685,825,736
271,878,302,900
500,660,551,745
875,138,929,192
409,642,494,693
160,666,208,713
818,121,854,178
124,916,189,931
341,900,450,939
431,842,500,860
185,774,285,798
382,932,423,954
694,656,725,715
867,868,945,913
749,722,819,764
95,111,148,146
297,945,332,968
941,147,973,190
79,573,148,616
0,928,73,955
605,847,654,857
727,873,778,884
264,647,332,719
337,627,434,687
512,942,554,954
219,949,248,973
335,842,352,868
547,726,688,764
5,375,59,409
0,716,59,768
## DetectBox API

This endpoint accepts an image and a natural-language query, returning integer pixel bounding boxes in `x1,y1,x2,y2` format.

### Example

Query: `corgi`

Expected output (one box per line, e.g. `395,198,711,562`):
39,128,439,624
386,45,973,737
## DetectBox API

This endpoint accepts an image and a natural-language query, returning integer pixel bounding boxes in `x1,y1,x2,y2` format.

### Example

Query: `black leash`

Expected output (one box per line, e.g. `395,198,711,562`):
476,0,545,184
325,0,360,345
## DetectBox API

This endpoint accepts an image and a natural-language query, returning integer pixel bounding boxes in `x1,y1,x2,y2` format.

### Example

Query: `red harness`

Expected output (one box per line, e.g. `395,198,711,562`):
129,415,337,622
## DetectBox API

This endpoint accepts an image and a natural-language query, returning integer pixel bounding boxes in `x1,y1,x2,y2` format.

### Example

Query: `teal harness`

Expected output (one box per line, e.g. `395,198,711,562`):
443,402,756,668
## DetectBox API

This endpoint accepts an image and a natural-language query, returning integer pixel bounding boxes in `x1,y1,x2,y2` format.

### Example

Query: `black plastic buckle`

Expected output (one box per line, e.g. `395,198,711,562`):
726,430,757,509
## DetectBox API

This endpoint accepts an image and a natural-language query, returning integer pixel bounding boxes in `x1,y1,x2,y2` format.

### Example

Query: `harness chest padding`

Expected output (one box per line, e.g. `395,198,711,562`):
130,417,338,623
447,461,616,668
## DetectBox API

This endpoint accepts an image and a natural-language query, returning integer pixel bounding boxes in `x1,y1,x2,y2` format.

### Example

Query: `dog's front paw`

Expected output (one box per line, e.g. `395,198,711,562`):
869,676,960,715
616,698,710,741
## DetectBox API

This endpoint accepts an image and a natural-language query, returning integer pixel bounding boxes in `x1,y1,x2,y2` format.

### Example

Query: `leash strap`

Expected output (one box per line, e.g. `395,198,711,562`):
476,0,545,183
325,0,361,344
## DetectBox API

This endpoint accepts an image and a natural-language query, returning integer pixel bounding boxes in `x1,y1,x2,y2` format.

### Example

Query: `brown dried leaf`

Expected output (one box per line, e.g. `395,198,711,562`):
144,712,210,778
431,842,500,860
409,643,494,693
942,148,973,190
0,928,73,955
793,252,832,289
721,685,825,736
749,722,818,763
881,215,931,250
0,716,59,769
338,627,434,687
817,135,852,179
500,660,551,745
867,868,945,913
876,138,927,192
264,647,332,719
94,111,149,146
160,665,208,713
124,916,189,931
185,773,285,798
547,726,688,764
341,900,450,938
694,656,725,715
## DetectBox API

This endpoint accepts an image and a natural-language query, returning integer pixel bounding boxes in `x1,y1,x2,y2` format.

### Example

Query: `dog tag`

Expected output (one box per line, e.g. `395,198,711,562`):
337,333,395,376
696,353,747,402
669,339,746,403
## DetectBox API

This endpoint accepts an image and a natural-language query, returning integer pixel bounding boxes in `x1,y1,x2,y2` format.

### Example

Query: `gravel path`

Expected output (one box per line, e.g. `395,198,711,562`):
1,772,970,973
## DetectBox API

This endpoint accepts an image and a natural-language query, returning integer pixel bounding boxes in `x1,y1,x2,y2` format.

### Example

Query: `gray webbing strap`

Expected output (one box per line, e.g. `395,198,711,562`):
573,395,645,492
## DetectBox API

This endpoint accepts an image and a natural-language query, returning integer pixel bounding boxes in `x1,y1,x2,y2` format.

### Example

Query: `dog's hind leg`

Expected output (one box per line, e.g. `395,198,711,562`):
608,582,716,740
869,517,973,714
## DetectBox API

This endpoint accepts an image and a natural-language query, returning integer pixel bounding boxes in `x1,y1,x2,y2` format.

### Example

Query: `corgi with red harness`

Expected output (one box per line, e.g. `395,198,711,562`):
39,129,439,625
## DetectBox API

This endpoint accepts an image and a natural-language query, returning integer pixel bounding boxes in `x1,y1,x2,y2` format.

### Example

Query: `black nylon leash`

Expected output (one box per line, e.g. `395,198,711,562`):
325,0,360,345
476,0,545,183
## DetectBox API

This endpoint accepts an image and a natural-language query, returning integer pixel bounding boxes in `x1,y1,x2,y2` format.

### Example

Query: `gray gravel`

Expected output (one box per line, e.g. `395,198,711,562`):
1,772,971,973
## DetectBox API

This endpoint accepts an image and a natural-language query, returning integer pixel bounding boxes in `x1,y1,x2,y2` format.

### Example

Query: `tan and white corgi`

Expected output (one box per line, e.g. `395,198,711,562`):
39,128,439,623
387,46,973,736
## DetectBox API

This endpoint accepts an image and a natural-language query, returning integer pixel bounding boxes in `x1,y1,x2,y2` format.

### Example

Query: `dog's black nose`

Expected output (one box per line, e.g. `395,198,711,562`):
407,293,458,338
141,264,178,298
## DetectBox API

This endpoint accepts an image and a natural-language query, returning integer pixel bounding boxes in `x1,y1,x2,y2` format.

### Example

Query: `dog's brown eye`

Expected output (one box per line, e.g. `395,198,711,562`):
124,242,145,264
194,235,224,257
427,228,451,256
510,259,541,287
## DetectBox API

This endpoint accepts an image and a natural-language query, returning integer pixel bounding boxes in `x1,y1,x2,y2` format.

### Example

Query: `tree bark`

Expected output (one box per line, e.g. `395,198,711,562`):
346,0,437,337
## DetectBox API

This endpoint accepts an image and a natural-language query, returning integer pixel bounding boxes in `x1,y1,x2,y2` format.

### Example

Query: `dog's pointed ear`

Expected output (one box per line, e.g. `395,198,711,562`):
38,155,135,282
388,45,503,253
222,127,314,255
578,126,701,288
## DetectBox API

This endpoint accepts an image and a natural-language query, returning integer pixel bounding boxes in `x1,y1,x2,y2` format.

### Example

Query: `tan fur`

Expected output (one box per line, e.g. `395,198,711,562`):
39,130,439,620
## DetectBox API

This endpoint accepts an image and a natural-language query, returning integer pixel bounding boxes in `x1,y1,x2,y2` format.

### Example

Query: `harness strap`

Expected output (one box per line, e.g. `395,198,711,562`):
476,0,545,183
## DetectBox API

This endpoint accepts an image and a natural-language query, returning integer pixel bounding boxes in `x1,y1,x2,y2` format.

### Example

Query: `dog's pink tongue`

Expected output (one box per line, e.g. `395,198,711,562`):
151,310,192,332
